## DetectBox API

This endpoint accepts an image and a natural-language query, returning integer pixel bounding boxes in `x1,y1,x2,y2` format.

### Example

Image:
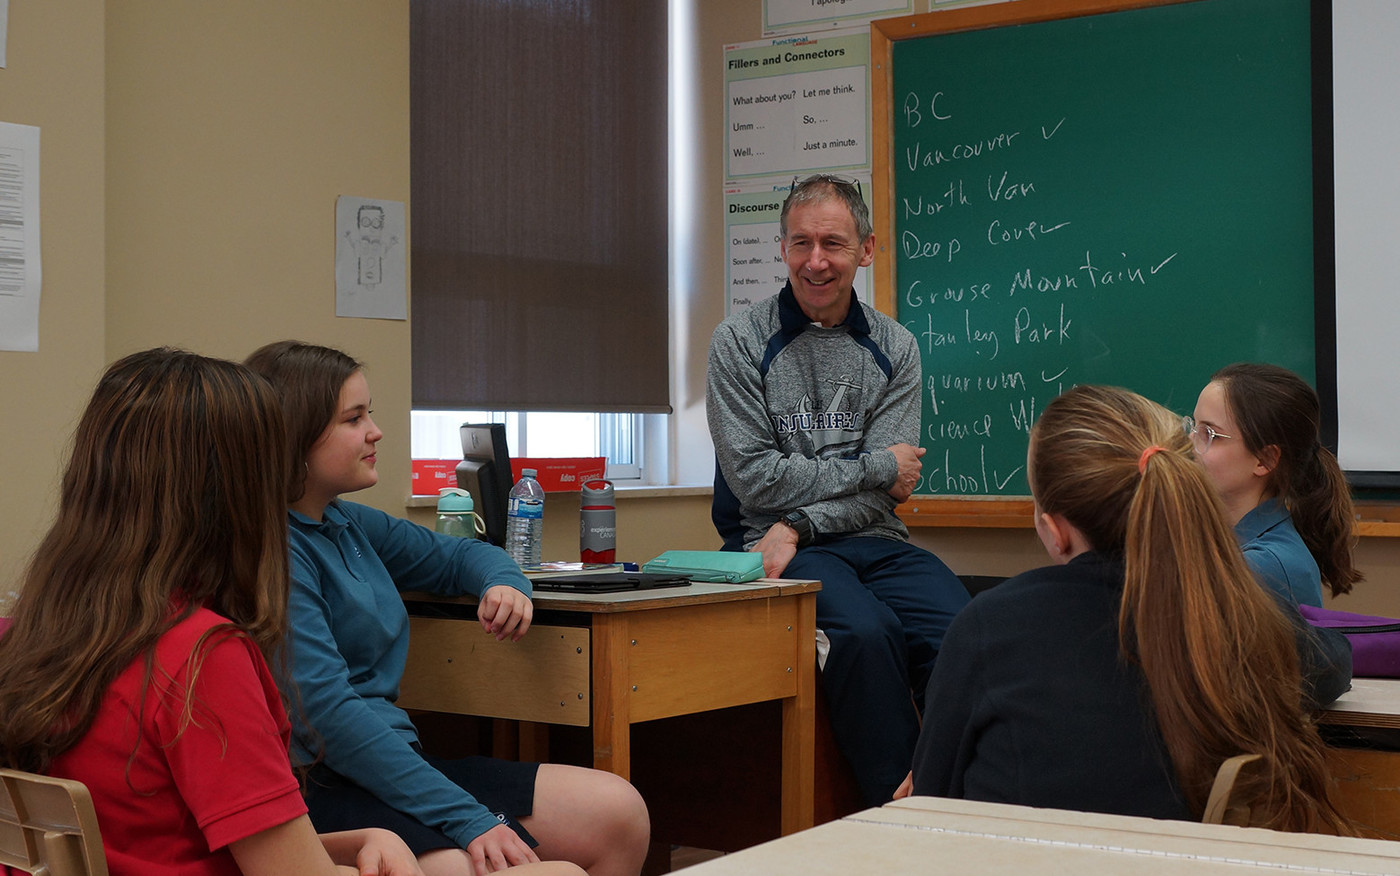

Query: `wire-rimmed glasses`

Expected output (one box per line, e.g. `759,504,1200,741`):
1183,415,1232,453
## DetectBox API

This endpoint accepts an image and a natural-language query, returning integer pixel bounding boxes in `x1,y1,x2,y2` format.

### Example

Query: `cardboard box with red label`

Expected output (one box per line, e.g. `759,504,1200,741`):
412,457,606,495
510,457,606,492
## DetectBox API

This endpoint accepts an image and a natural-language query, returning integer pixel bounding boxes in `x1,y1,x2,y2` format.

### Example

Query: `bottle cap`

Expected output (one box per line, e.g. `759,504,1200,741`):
522,468,538,478
581,479,614,506
437,487,474,513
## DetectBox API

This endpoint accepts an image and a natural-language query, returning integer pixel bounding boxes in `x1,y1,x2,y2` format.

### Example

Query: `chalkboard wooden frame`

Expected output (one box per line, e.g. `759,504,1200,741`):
871,0,1335,525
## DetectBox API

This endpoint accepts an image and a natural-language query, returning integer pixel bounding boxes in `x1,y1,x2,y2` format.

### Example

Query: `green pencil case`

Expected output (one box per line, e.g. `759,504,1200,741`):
641,550,764,583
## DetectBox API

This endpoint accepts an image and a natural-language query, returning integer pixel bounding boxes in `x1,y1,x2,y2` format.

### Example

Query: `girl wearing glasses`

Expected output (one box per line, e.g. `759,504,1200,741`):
1190,363,1361,607
905,384,1350,831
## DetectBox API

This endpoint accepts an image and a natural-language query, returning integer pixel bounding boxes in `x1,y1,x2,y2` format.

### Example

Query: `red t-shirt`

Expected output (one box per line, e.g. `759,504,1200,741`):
46,608,307,876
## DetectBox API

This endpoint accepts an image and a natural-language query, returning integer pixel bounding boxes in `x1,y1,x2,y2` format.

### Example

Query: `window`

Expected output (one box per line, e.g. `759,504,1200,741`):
411,411,663,483
409,0,679,486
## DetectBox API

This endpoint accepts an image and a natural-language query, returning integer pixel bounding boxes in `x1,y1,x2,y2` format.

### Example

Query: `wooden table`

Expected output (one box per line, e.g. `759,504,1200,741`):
679,795,1400,875
398,578,820,835
1318,678,1400,840
1321,678,1400,731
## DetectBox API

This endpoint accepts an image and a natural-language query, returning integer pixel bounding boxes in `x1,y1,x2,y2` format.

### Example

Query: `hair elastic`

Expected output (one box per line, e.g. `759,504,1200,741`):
1138,445,1167,474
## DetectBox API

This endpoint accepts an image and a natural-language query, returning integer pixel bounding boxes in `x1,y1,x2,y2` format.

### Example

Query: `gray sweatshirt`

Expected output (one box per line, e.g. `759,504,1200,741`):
707,283,922,547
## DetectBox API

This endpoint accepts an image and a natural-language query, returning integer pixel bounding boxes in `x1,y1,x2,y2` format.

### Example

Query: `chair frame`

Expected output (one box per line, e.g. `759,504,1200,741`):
1202,753,1264,827
0,768,108,876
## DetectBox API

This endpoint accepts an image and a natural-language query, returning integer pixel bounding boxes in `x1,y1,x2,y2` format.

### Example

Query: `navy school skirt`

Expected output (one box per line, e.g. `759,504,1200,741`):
302,752,541,855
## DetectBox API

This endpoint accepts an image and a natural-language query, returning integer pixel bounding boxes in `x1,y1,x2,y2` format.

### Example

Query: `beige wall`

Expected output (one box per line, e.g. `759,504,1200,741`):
104,1,411,507
1,1,409,609
0,1,107,605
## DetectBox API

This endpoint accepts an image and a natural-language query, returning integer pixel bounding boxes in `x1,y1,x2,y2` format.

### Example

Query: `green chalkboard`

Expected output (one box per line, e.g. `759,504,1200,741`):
872,0,1322,497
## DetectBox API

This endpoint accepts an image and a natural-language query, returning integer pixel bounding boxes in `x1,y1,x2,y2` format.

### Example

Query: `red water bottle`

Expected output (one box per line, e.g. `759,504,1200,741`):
580,478,616,563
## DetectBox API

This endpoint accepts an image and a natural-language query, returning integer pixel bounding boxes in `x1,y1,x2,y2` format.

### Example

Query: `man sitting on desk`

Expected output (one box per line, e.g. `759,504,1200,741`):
706,173,970,806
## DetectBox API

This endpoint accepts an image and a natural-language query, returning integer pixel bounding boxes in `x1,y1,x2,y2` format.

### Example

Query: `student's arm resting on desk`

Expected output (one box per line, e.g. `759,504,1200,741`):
1264,590,1353,708
286,510,516,851
1237,536,1347,705
347,501,533,640
1300,623,1352,708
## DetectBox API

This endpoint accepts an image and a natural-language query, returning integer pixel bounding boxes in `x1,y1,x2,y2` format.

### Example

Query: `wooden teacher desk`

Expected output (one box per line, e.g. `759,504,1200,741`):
397,578,821,835
680,796,1400,875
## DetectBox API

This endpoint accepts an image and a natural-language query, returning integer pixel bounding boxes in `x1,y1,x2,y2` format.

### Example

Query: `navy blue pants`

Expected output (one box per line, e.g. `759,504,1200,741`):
784,536,969,807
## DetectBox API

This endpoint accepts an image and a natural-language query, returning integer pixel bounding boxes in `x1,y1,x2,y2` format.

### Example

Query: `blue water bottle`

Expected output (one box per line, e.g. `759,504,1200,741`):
435,487,482,539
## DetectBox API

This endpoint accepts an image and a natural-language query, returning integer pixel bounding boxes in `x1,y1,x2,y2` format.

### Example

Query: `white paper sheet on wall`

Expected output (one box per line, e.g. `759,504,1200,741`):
723,30,871,183
0,121,42,352
763,0,911,36
335,195,407,321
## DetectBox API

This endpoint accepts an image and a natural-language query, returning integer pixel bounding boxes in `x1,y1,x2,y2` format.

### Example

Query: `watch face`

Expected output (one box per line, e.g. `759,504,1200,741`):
783,512,811,544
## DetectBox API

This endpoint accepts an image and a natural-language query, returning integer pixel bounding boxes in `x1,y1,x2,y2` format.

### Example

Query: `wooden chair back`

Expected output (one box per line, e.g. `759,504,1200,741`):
1202,753,1264,827
0,769,107,876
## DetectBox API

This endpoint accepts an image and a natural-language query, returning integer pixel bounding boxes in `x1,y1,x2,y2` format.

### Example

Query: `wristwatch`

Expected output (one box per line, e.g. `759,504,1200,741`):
780,510,815,548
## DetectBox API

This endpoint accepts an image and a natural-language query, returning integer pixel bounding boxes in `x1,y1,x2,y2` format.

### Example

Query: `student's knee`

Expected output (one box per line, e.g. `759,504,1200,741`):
582,771,650,874
594,770,651,848
531,765,650,871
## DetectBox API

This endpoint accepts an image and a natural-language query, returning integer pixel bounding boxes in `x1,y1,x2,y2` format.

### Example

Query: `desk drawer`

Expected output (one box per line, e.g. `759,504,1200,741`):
621,599,802,722
400,619,591,726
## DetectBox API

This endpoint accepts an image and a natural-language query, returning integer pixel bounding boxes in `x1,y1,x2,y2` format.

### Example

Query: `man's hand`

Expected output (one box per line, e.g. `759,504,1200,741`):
887,443,925,503
751,520,800,578
478,585,533,641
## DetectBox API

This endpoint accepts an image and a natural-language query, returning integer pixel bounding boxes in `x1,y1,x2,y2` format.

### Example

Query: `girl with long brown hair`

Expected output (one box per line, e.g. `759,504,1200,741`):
245,341,646,876
1191,362,1361,606
907,384,1350,832
0,348,424,875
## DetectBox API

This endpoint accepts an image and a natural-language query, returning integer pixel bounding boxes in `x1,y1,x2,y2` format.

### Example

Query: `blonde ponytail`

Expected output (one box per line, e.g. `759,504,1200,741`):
1033,385,1350,832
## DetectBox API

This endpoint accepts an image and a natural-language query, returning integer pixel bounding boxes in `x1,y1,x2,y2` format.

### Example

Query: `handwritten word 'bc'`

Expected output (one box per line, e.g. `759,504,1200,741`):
902,91,951,129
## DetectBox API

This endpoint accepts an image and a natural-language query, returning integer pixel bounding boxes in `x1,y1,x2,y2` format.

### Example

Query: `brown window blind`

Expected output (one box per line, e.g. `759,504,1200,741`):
410,0,670,413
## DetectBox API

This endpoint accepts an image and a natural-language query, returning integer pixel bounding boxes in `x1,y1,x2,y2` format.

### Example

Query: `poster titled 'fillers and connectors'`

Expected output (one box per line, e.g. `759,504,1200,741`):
723,30,870,182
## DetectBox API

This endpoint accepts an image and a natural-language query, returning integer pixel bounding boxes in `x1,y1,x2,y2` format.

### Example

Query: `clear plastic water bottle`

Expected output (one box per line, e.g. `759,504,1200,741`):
435,487,480,539
506,468,545,566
